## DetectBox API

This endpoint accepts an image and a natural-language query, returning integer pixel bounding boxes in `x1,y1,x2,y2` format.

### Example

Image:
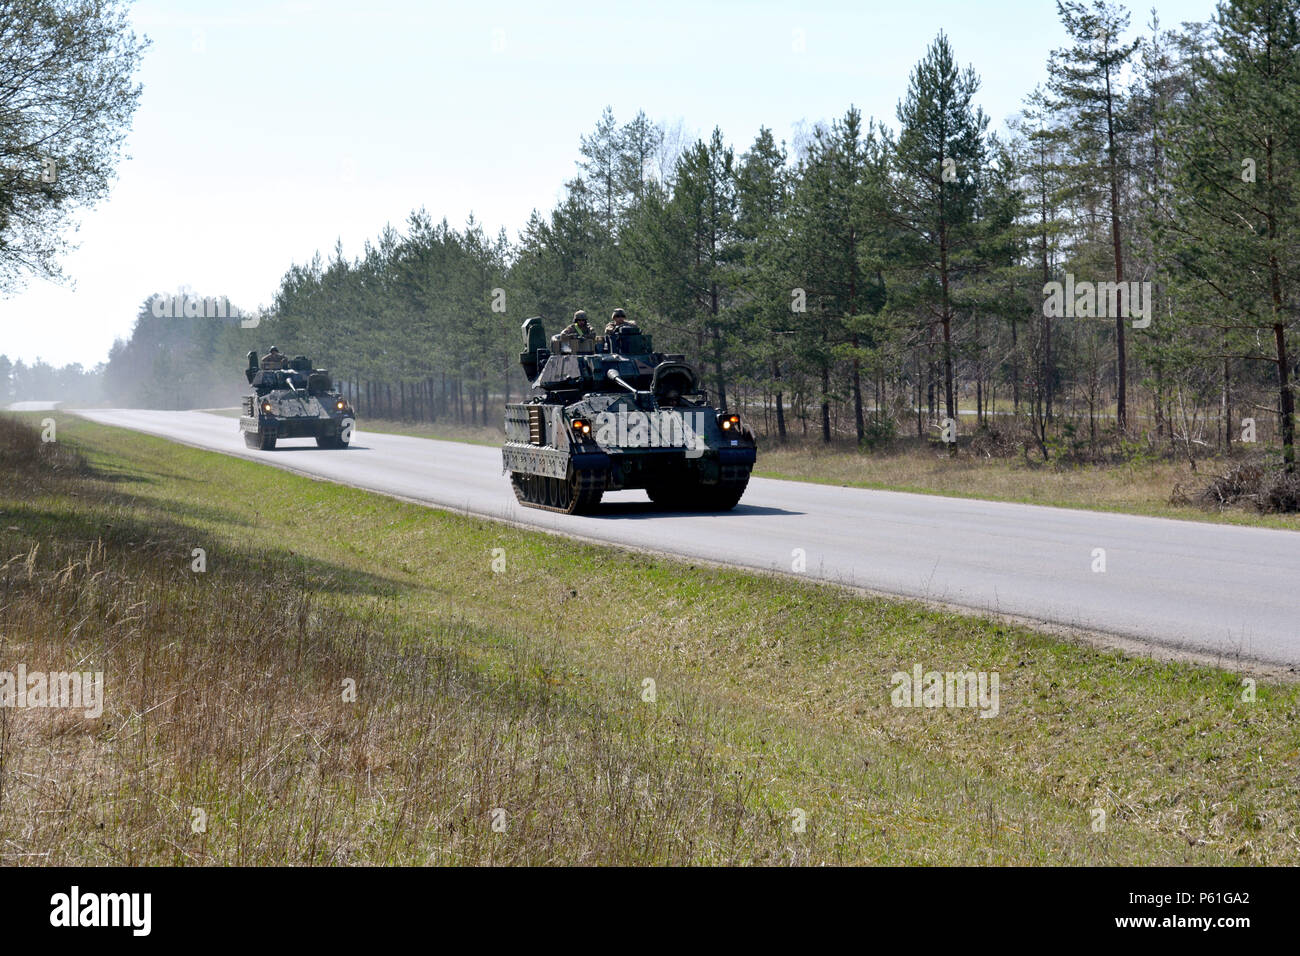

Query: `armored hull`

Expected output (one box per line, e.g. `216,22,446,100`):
502,318,756,513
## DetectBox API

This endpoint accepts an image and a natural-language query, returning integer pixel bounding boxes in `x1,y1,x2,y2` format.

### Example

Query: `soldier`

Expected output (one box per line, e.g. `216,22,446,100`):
604,308,638,336
559,310,593,338
260,346,288,370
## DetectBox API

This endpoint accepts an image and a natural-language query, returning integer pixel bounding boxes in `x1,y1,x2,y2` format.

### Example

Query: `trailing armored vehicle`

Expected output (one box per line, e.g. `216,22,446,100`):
239,351,355,450
502,317,756,514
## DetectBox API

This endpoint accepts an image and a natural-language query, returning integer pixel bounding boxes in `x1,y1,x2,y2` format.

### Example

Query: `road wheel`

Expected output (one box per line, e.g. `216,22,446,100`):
511,469,602,513
564,464,603,514
509,472,530,505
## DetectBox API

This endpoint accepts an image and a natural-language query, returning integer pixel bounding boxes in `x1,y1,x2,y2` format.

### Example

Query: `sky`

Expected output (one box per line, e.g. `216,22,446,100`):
0,0,1221,368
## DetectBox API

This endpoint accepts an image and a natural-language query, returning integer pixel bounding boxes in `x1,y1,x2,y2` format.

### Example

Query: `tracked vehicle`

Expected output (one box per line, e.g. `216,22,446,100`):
502,317,756,514
239,351,355,450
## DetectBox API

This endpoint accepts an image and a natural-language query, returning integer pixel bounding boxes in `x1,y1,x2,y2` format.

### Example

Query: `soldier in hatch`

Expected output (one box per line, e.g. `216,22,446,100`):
260,346,289,370
604,308,638,336
559,310,594,338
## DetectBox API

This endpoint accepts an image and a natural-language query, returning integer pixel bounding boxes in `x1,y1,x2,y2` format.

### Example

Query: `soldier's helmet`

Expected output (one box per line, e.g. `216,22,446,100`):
269,346,281,353
611,308,627,320
574,310,588,324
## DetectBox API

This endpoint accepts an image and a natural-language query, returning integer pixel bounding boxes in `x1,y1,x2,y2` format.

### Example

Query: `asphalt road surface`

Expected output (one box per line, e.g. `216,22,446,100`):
74,408,1300,669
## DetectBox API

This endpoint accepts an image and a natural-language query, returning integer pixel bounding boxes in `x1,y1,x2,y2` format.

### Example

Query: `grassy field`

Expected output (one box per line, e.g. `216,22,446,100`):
3,411,1297,865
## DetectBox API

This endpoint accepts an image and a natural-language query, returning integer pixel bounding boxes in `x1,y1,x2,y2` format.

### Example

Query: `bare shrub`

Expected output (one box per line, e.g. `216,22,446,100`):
1198,457,1300,513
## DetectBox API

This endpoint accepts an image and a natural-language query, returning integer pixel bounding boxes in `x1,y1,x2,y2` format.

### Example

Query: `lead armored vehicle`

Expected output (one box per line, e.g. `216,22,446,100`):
240,351,355,450
502,317,756,513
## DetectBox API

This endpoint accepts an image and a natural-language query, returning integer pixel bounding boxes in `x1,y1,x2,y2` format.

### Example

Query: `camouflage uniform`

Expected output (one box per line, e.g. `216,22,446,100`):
559,310,593,338
604,308,638,336
260,348,288,371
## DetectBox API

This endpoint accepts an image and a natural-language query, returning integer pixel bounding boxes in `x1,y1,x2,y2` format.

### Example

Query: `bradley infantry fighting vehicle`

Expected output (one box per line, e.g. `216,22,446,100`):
502,317,756,514
239,350,355,450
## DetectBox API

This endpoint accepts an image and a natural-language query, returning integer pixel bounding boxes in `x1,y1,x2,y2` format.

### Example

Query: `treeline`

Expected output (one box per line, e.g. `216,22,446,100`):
0,354,103,405
104,0,1300,467
102,296,261,408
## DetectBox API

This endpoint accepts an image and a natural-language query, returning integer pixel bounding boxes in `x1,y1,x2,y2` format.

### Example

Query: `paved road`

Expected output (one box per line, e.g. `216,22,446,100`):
74,408,1300,668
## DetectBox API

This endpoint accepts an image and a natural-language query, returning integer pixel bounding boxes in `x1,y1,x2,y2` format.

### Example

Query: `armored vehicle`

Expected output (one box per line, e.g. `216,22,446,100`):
239,351,355,450
502,317,756,514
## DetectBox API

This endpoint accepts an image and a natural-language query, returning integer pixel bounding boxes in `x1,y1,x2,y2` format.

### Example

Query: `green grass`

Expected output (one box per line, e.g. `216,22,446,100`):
5,412,1295,864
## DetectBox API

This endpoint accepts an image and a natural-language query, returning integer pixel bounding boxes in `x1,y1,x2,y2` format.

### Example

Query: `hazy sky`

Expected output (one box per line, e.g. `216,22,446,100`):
0,0,1220,368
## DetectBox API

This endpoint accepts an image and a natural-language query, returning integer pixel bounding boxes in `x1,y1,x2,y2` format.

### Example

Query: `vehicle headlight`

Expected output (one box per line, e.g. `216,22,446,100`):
571,419,591,435
261,402,272,414
336,400,345,410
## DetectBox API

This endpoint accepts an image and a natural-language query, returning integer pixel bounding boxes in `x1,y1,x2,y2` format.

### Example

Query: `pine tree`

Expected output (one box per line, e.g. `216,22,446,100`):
1158,0,1300,469
1015,87,1072,430
579,107,624,238
734,127,793,441
669,130,738,409
888,32,989,442
1046,0,1141,431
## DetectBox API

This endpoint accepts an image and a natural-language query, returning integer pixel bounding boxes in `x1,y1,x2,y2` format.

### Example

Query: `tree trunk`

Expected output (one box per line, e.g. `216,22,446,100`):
1275,324,1294,471
1221,332,1231,453
820,361,831,443
773,357,786,442
915,346,924,438
1105,66,1127,433
851,335,865,443
1040,182,1054,422
1011,310,1021,414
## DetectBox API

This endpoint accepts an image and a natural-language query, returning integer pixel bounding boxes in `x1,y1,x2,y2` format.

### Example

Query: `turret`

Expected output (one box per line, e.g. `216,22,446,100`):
520,317,549,382
605,326,653,355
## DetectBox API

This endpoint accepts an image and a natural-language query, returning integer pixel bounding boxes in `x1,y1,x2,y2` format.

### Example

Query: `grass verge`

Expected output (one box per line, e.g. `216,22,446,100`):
3,412,1295,864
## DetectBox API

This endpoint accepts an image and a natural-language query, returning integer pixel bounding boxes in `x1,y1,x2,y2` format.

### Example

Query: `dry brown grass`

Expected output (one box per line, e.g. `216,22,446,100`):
0,414,86,476
754,435,1300,529
0,420,810,864
2,554,830,864
0,541,816,864
4,414,1298,865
